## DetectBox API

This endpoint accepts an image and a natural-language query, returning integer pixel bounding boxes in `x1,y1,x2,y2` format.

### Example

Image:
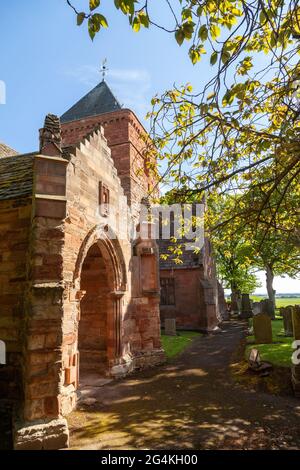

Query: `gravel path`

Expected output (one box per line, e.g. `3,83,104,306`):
68,320,300,450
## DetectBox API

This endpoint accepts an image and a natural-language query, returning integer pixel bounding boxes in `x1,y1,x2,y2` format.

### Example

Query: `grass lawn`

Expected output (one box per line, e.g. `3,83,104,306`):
274,297,300,308
246,317,295,367
161,330,201,359
249,296,300,308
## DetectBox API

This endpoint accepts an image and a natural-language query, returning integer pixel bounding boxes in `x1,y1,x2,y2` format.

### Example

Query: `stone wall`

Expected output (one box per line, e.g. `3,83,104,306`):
160,268,203,329
0,196,32,403
61,109,157,211
18,126,164,438
160,266,220,332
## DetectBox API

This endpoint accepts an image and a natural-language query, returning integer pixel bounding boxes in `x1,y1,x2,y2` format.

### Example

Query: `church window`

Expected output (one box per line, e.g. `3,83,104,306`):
160,278,175,306
99,182,110,217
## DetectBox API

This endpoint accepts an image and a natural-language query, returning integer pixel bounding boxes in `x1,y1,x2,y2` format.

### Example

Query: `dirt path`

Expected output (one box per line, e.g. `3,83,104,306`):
68,320,300,450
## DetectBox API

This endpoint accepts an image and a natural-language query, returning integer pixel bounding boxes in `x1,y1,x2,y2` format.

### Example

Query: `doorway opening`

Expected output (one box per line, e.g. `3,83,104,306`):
79,243,109,384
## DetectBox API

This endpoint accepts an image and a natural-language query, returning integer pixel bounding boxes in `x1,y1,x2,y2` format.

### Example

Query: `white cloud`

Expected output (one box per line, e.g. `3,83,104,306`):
0,80,6,105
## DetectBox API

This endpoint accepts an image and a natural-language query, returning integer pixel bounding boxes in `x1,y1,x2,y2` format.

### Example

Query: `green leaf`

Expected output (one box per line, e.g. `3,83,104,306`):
259,10,266,24
221,50,231,64
210,24,221,40
182,21,195,40
93,13,108,28
182,8,192,21
210,51,218,65
90,0,100,12
132,17,141,32
198,24,208,41
175,29,185,46
88,25,96,41
189,48,200,65
77,12,85,26
119,0,135,15
139,11,149,28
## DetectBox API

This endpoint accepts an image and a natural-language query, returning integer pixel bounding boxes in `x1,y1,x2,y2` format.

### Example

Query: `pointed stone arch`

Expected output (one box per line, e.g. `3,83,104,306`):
69,224,129,382
73,224,127,293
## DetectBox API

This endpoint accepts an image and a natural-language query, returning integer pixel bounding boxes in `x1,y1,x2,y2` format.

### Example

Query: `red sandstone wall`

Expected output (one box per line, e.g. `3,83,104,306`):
61,109,156,208
160,268,205,329
0,197,32,401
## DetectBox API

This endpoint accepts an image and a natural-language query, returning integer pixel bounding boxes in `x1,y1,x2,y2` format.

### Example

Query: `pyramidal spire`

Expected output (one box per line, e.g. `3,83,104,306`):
61,80,122,123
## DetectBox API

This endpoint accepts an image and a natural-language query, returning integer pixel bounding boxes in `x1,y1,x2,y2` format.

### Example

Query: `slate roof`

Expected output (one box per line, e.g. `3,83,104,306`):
61,80,122,123
0,142,18,158
0,154,34,201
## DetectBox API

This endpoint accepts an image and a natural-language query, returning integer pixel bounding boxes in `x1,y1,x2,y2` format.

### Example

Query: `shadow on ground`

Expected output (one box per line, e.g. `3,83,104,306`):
68,321,300,450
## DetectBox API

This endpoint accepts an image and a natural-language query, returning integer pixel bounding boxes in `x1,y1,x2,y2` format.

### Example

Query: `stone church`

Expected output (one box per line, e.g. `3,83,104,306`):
0,80,221,449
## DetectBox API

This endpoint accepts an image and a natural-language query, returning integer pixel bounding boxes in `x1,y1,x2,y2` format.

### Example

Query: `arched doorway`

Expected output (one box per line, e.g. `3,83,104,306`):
72,226,128,387
79,243,109,377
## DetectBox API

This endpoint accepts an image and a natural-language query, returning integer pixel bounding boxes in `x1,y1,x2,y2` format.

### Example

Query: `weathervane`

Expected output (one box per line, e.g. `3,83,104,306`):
100,59,109,82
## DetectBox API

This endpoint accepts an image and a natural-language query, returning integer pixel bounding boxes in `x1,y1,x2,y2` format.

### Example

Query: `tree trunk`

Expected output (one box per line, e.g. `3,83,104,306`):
266,264,276,316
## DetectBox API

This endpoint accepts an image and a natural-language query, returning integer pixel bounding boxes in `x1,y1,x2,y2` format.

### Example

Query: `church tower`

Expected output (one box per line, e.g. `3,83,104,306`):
60,80,155,209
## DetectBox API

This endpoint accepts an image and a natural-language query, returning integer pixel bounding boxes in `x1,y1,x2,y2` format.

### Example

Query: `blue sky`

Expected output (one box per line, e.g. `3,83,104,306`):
0,1,298,294
0,0,203,152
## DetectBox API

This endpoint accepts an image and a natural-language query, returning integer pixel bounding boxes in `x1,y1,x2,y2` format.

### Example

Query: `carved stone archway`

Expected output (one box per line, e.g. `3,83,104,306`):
72,225,128,378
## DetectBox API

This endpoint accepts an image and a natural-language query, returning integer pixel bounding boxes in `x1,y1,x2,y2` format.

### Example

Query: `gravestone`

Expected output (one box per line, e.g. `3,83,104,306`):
279,306,286,317
248,348,273,375
253,313,273,344
218,282,229,320
292,305,300,340
231,290,241,315
252,302,262,316
240,293,253,319
292,306,300,397
165,318,176,336
282,306,294,337
248,348,261,369
260,299,275,319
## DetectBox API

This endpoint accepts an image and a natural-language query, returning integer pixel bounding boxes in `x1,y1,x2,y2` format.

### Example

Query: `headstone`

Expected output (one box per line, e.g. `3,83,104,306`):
248,348,273,375
240,293,253,319
252,302,262,316
292,305,300,340
217,282,229,320
231,290,241,315
248,348,261,368
260,298,275,319
253,313,273,344
282,306,294,337
279,306,286,317
165,318,176,336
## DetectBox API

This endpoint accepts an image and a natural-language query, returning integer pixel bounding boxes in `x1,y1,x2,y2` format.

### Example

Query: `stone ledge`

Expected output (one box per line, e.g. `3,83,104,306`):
109,349,166,378
133,349,166,370
14,417,69,450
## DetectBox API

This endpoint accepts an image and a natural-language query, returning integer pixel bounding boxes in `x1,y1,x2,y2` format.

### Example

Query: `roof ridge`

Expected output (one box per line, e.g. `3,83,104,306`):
61,80,122,123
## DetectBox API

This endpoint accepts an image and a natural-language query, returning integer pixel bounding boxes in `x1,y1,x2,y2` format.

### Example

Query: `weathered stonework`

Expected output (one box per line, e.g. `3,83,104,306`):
14,418,69,450
0,99,164,449
159,238,222,332
0,80,222,449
